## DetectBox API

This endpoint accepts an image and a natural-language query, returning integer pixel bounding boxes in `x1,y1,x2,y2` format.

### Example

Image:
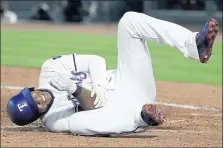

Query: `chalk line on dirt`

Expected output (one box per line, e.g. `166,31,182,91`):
1,85,25,90
1,85,219,111
155,102,219,111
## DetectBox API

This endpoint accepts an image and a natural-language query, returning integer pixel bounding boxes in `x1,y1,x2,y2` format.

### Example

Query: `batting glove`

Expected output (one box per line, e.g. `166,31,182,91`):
50,73,77,95
91,85,107,108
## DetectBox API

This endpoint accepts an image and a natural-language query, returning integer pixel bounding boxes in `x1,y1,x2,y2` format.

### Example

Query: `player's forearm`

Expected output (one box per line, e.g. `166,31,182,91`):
72,85,96,110
75,55,107,87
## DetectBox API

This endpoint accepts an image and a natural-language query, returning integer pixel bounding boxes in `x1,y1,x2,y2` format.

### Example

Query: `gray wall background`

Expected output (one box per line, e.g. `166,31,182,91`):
1,0,223,26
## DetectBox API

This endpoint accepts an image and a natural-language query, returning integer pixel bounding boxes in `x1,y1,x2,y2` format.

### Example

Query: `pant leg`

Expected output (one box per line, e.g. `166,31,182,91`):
67,104,138,136
113,11,199,105
119,11,199,60
66,12,200,135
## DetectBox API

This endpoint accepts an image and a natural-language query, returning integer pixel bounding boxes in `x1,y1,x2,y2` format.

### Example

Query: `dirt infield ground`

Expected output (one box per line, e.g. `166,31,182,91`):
1,23,223,147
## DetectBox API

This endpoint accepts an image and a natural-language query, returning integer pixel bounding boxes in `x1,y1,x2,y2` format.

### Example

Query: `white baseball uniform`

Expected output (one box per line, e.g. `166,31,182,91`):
40,11,200,136
38,54,114,132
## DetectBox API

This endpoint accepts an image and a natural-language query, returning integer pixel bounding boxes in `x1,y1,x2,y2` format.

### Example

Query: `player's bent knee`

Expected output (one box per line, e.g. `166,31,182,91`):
118,11,140,34
120,11,138,24
122,11,138,19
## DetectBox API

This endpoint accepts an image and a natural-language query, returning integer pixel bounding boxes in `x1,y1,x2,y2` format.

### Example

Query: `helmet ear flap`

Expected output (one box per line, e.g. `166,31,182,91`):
7,87,40,126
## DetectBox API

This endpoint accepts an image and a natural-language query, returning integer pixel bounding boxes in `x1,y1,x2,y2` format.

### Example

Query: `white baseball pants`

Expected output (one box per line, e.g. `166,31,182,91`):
68,11,199,136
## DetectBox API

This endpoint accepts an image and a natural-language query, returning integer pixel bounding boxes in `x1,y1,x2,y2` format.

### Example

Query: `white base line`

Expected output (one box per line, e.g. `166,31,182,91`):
155,102,219,111
1,85,219,111
1,85,25,90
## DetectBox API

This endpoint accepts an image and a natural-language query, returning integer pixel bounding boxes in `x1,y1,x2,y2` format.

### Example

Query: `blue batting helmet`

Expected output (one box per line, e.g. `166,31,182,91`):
7,87,40,126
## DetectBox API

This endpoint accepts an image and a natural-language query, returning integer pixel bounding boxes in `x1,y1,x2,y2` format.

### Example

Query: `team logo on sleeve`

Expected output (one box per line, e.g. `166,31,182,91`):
70,71,87,86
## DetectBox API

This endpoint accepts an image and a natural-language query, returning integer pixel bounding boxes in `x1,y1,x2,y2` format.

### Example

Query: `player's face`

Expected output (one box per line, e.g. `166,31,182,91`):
31,90,52,114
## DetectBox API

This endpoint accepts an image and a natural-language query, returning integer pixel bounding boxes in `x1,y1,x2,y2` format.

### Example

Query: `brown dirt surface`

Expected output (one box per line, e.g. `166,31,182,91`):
1,22,222,147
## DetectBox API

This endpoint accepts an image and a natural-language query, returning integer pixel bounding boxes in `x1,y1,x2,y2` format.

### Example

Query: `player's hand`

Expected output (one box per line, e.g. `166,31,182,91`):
91,85,107,108
50,73,77,95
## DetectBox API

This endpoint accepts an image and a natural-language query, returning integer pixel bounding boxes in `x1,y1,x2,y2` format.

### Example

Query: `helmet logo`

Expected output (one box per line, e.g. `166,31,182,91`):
17,102,28,112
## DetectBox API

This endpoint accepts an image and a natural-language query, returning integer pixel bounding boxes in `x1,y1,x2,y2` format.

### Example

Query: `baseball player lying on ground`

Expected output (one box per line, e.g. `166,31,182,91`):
7,11,218,136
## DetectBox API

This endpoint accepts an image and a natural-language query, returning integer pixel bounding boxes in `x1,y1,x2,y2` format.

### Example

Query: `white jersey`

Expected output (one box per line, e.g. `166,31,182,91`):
38,53,116,132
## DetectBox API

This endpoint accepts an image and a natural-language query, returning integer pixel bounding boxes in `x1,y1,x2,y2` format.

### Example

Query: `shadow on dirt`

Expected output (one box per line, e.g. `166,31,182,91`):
1,126,158,139
1,125,46,132
71,133,158,139
1,124,183,139
109,135,158,139
155,126,184,130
